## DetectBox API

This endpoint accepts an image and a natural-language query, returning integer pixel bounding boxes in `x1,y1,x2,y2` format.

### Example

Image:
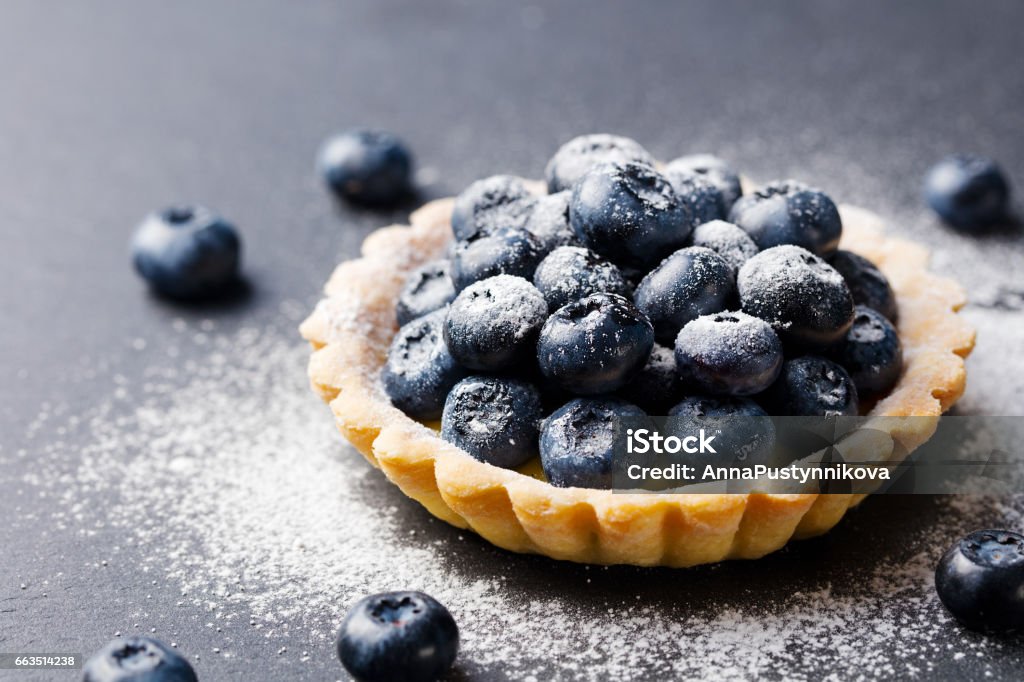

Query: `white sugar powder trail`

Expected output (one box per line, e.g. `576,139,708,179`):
25,320,1024,680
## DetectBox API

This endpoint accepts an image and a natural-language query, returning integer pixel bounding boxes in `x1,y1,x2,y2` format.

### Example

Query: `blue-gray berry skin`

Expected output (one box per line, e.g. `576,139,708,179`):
617,344,683,413
83,637,197,682
537,292,655,395
737,245,854,349
441,376,543,468
395,260,457,326
533,245,631,312
925,155,1011,230
570,161,694,270
337,591,459,682
765,356,859,417
545,134,654,193
443,275,548,371
540,397,649,488
667,396,776,470
524,190,579,255
383,309,467,420
674,311,783,396
450,175,537,241
665,154,743,209
664,170,727,225
317,129,413,205
729,180,842,257
830,306,902,396
131,206,241,300
634,246,735,344
935,530,1024,633
450,227,545,292
828,250,898,322
689,220,759,274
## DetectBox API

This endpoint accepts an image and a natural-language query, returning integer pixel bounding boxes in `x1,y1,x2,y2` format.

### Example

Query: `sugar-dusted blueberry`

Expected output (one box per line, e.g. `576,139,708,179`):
131,205,241,300
441,376,542,468
925,155,1011,230
570,161,694,270
532,245,631,312
524,190,578,254
618,344,684,413
540,397,649,488
830,306,902,396
935,529,1024,633
545,133,654,193
83,636,197,682
737,245,854,349
444,275,548,371
828,250,898,322
317,129,413,205
674,311,783,396
337,591,459,682
729,180,842,257
450,175,537,241
383,309,467,420
765,356,859,416
664,170,727,225
395,259,457,326
451,227,545,291
689,219,760,274
634,246,735,344
538,292,654,395
667,396,776,469
665,153,743,208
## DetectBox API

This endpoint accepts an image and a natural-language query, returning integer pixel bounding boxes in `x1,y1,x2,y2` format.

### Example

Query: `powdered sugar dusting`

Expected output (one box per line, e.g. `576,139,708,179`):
15,312,1022,679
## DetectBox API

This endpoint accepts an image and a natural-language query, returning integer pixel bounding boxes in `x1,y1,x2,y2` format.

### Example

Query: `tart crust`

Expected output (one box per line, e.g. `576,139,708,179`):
300,194,975,567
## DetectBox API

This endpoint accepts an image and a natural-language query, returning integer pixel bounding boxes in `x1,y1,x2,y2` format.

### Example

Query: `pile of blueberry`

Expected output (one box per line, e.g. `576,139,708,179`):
383,134,904,489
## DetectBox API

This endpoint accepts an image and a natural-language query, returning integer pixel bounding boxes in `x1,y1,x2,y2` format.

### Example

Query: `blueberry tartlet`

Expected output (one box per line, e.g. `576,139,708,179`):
301,137,974,567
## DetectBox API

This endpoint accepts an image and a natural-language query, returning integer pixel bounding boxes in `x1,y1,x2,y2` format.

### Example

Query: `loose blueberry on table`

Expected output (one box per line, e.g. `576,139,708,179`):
83,636,197,682
935,530,1024,632
131,205,241,300
337,591,459,682
318,129,414,206
376,134,907,490
924,154,1011,230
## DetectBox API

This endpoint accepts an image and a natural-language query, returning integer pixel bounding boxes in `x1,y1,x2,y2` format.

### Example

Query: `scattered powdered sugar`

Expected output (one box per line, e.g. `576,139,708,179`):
17,310,1024,679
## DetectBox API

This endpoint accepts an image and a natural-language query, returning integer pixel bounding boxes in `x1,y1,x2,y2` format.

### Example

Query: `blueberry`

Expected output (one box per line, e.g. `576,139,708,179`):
395,260,457,326
337,591,459,682
131,206,241,300
83,636,197,682
570,162,694,270
737,245,854,349
617,344,684,413
729,180,842,257
634,246,735,344
664,170,727,225
532,246,631,312
925,155,1011,230
935,530,1024,632
665,154,743,208
383,309,467,420
317,129,413,205
451,227,545,291
828,250,898,322
444,275,548,371
689,220,760,274
524,190,578,254
765,356,859,416
829,306,902,396
450,175,537,241
674,311,783,396
545,134,654,193
667,396,776,469
441,376,542,468
537,292,654,395
540,397,649,488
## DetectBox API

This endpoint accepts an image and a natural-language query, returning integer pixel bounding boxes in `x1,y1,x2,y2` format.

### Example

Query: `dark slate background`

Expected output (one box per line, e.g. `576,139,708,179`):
2,1,1022,680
